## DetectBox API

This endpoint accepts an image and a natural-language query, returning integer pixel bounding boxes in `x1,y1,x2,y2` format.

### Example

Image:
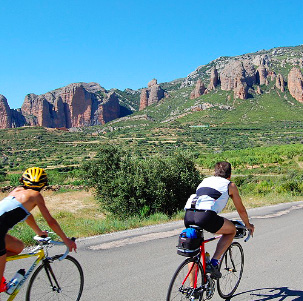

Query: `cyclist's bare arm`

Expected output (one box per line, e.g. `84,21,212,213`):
25,215,48,237
229,182,255,235
35,195,77,252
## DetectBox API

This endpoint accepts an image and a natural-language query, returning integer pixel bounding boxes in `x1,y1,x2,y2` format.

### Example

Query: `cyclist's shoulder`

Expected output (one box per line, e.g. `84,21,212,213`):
9,187,43,204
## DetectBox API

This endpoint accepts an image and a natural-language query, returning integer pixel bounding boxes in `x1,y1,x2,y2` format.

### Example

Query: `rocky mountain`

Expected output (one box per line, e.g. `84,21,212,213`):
183,46,303,103
1,45,303,129
139,79,166,110
0,83,136,129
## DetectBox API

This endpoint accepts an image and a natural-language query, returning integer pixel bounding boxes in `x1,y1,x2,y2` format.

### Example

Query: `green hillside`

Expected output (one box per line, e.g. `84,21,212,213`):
1,45,303,184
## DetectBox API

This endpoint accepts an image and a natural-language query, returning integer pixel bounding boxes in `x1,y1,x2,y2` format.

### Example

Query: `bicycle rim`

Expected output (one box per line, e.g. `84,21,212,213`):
167,257,204,301
217,242,244,299
26,255,84,301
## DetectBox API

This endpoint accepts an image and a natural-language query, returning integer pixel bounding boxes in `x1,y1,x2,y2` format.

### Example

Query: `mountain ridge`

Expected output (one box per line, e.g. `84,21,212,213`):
1,45,303,129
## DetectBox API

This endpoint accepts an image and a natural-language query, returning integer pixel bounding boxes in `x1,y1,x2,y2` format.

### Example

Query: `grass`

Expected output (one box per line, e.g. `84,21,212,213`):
1,189,183,246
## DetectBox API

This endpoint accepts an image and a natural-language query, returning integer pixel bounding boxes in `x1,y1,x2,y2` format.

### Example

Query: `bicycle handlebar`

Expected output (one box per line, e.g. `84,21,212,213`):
33,234,76,261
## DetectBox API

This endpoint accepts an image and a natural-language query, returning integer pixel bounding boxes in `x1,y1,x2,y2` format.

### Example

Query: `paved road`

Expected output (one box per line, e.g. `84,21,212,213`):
6,201,303,300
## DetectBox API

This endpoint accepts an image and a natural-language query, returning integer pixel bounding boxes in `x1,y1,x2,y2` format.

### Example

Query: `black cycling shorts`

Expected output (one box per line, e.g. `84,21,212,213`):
0,207,28,256
184,209,224,234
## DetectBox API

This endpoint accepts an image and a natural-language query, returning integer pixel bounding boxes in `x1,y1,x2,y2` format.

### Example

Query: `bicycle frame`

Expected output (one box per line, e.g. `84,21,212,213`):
187,234,222,289
5,248,46,300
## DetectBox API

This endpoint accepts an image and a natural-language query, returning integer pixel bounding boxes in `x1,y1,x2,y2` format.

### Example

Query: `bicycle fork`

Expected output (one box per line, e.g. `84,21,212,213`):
43,259,62,293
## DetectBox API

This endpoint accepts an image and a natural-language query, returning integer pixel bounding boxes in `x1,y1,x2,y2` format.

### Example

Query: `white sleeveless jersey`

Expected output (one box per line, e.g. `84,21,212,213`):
185,176,230,213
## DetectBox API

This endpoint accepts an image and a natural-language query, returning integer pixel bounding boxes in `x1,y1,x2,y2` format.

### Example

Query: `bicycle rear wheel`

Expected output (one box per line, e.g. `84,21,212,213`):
166,257,204,301
26,254,84,301
217,242,244,299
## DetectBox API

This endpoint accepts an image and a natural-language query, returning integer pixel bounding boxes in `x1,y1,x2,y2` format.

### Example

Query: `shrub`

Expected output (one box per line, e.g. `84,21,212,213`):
0,166,6,182
9,174,21,186
82,145,201,218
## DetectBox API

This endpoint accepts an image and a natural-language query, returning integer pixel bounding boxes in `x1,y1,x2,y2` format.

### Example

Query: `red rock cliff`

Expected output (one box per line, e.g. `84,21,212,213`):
0,95,11,129
288,67,303,103
21,82,120,127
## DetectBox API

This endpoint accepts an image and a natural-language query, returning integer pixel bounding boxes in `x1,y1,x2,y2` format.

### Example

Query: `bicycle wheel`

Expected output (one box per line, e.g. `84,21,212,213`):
167,257,205,301
26,254,84,301
217,242,244,299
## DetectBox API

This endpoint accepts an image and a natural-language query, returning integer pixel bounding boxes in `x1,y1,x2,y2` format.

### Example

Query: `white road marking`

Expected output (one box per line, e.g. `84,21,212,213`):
89,228,183,250
250,203,303,219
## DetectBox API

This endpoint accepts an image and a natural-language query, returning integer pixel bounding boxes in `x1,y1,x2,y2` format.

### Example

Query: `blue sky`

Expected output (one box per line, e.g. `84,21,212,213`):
1,0,303,109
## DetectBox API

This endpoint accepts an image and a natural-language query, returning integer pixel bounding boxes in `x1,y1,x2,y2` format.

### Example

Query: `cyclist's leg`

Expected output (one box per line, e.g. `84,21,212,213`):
184,210,202,287
213,218,236,260
5,234,24,256
0,231,8,290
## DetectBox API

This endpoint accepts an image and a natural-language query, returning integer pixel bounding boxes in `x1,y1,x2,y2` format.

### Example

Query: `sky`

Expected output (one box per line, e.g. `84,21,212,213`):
1,0,303,109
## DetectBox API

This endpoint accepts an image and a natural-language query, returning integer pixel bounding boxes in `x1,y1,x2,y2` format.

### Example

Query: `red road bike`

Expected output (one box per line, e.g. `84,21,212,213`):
167,220,251,300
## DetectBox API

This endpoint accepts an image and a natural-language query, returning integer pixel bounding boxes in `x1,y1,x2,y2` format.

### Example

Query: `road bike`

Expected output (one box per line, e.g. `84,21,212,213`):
3,234,84,301
167,220,251,300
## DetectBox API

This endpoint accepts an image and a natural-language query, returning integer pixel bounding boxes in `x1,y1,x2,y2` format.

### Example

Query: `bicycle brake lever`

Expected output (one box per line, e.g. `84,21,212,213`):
244,230,252,242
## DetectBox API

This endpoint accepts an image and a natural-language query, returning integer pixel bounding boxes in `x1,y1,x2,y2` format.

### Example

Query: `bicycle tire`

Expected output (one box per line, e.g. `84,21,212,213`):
217,242,244,299
25,254,84,301
166,257,205,301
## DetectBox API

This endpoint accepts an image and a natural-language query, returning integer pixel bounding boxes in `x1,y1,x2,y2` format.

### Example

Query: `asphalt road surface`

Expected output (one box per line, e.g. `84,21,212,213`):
6,201,303,301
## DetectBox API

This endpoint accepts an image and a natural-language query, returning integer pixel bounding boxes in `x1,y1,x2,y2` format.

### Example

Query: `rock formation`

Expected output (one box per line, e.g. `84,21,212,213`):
220,60,256,99
190,79,206,99
207,68,219,90
288,67,303,103
0,82,124,129
21,83,121,127
234,78,248,100
256,65,268,85
94,92,120,125
276,74,286,92
139,79,165,110
0,95,11,128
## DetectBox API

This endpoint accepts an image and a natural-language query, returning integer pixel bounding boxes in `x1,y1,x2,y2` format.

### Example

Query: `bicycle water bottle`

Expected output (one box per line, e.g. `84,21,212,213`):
6,269,25,295
205,252,211,264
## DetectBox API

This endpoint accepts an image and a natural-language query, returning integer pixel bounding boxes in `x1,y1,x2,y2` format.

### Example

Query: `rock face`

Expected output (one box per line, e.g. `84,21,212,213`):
0,95,11,128
234,78,248,100
1,82,123,129
207,68,219,90
256,65,268,85
288,67,303,102
276,74,286,92
220,60,256,99
139,79,165,110
190,79,206,99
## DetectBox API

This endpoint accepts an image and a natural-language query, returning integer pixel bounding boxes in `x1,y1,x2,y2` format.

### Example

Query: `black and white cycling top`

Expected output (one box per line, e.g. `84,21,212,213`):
185,176,230,214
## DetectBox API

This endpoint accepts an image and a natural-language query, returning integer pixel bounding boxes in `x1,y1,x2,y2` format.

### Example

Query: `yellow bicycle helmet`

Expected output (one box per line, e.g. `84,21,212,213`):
20,167,48,190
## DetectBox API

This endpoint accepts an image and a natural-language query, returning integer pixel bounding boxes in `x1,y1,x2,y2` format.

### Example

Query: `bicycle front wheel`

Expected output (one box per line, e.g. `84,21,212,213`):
26,254,84,301
217,242,244,299
166,257,204,301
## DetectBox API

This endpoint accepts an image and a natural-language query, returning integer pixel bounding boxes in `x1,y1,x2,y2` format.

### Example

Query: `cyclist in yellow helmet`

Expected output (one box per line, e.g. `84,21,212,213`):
0,167,77,292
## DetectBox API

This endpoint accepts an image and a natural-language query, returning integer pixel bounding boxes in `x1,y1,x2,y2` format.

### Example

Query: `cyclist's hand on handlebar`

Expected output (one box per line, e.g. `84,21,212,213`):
64,238,77,252
38,230,49,238
246,223,255,236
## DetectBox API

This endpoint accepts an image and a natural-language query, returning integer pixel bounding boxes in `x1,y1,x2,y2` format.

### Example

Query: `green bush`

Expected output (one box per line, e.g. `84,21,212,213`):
0,166,6,182
82,145,201,218
9,174,21,186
